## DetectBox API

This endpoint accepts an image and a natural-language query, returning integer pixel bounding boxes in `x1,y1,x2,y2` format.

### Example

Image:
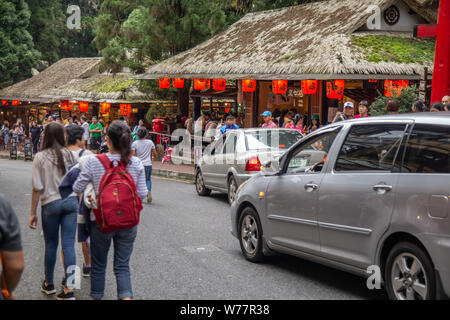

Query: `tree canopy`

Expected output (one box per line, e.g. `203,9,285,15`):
0,0,41,88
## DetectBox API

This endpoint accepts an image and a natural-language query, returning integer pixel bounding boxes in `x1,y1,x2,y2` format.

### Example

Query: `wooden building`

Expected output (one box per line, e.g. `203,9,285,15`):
136,0,437,127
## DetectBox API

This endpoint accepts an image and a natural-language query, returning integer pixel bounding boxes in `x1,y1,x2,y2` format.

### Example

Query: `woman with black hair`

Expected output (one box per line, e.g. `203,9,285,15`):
73,121,147,300
411,100,425,113
29,122,77,300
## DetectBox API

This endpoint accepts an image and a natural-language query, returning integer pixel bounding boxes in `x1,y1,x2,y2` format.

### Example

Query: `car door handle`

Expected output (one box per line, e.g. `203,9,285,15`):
304,183,319,192
373,184,393,192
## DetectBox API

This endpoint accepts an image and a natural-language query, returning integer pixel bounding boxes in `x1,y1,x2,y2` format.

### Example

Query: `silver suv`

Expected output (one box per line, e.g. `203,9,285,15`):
230,113,450,300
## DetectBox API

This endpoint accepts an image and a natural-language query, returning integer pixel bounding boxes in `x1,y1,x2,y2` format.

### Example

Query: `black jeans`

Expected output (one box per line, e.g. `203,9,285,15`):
32,138,39,154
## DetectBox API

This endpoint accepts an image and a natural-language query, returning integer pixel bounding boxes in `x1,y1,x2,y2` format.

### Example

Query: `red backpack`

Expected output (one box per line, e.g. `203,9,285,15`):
94,154,143,233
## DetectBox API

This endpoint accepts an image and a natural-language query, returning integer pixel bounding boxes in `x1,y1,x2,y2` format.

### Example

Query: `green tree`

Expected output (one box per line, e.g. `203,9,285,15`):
0,0,40,88
370,86,419,115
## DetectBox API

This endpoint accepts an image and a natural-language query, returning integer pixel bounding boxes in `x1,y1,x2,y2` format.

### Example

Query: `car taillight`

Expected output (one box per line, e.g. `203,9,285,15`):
246,157,262,172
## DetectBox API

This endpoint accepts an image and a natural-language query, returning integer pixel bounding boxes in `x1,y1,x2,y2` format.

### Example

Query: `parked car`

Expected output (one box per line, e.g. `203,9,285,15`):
195,128,303,204
230,113,450,300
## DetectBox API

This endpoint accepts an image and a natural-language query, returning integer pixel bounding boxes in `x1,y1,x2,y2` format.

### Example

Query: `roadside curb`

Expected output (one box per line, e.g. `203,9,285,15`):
152,168,195,183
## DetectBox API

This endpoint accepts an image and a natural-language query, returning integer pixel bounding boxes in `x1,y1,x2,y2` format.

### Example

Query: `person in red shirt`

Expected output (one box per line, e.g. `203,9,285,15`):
355,100,371,119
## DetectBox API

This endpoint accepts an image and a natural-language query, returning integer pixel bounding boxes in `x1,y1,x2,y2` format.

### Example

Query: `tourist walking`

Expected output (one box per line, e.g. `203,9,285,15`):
80,116,90,149
29,121,43,155
333,102,355,123
355,100,371,118
0,194,24,300
73,121,147,300
12,119,25,155
261,111,278,128
386,100,400,114
1,121,11,152
89,117,103,154
220,115,240,135
29,122,77,300
132,127,157,203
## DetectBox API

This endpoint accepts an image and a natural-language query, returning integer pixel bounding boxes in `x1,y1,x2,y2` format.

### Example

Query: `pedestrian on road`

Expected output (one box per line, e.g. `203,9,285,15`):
132,120,145,142
0,194,24,300
89,117,103,154
430,102,445,112
220,115,240,135
132,127,157,203
442,95,450,105
64,125,94,278
355,101,371,118
1,121,11,152
73,121,147,300
386,100,400,115
29,122,77,300
333,102,355,123
12,119,25,155
411,101,425,113
261,111,278,129
306,115,321,134
29,121,43,155
80,116,90,149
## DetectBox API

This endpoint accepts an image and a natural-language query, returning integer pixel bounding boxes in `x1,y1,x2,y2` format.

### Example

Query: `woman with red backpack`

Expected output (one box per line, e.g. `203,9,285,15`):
73,121,147,300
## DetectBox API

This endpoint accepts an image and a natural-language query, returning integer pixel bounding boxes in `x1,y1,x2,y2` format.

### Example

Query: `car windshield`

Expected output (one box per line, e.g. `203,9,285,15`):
245,130,302,151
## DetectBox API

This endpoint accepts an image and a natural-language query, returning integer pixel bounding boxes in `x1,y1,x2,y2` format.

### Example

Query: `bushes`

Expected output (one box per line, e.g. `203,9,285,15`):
370,86,419,115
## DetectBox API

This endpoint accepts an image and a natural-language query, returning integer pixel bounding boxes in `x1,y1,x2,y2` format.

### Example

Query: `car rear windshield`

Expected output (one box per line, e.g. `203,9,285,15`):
245,130,302,151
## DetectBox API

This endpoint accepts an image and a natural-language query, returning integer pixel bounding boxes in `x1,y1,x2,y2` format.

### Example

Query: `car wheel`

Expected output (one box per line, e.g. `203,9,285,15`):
195,169,211,196
227,176,238,205
385,242,436,300
238,207,265,263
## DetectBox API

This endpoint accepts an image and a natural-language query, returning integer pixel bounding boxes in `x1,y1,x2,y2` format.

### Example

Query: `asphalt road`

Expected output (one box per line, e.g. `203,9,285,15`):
0,159,387,300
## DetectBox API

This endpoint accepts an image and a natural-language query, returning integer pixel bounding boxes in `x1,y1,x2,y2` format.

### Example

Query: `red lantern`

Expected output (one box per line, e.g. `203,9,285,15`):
100,102,111,114
384,80,409,97
194,79,207,91
326,80,345,99
172,78,185,89
224,107,231,113
207,79,211,90
66,101,74,112
159,78,171,89
301,80,318,95
120,104,132,116
242,79,257,92
79,101,89,113
272,80,288,94
213,79,227,91
11,100,21,106
1,100,9,106
59,100,69,110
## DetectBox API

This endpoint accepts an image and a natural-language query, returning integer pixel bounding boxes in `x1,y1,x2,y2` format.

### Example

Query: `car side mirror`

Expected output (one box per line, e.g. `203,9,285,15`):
261,160,281,176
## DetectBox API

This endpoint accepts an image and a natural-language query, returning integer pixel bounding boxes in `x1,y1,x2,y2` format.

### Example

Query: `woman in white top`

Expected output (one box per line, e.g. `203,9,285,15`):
29,122,78,300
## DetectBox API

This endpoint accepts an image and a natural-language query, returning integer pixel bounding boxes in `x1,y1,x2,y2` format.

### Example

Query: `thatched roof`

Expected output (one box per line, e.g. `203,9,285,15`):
42,73,162,103
0,58,102,101
138,0,437,80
